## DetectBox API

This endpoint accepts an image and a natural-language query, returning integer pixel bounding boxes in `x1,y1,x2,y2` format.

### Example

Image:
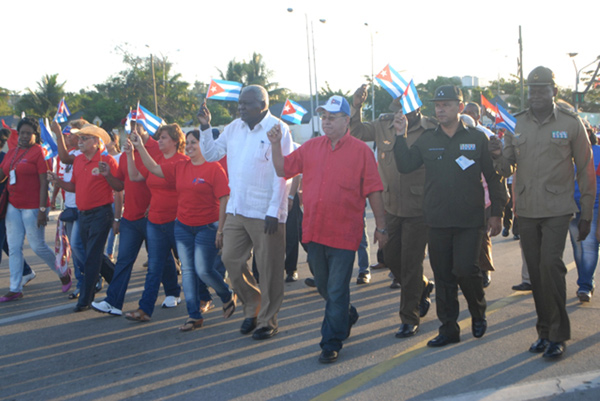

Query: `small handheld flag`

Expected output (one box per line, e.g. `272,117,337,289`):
496,104,516,134
136,102,164,135
481,95,499,119
39,118,58,160
98,138,109,156
54,98,71,123
400,80,422,113
124,107,133,134
376,64,409,99
206,79,243,101
280,99,308,125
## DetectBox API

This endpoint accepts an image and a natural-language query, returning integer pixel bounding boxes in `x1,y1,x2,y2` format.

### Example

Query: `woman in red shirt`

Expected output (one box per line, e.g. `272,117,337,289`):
124,124,184,321
0,118,71,302
130,128,236,331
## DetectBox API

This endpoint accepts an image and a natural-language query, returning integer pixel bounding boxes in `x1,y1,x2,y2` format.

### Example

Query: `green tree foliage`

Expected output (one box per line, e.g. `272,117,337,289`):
0,87,15,116
16,74,66,118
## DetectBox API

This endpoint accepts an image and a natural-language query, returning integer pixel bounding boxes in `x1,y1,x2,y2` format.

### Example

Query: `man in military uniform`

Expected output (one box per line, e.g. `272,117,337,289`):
350,84,435,338
489,66,595,359
394,85,505,347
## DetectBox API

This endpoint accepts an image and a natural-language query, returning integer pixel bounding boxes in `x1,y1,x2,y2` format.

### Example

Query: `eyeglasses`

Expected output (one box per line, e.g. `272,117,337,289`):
319,113,346,122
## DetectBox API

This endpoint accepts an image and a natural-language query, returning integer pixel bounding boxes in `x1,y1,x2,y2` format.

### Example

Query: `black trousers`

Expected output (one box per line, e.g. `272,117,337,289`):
428,226,486,338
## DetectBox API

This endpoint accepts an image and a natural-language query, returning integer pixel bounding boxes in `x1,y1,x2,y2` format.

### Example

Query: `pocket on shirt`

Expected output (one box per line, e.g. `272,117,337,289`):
549,138,571,159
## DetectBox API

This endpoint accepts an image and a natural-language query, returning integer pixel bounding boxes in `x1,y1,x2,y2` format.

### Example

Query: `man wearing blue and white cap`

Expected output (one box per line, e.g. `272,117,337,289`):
267,95,387,363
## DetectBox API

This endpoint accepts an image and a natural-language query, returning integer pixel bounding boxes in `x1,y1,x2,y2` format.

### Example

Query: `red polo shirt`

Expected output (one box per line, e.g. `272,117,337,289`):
143,151,189,224
71,151,118,211
1,144,49,209
162,160,229,226
284,132,383,251
115,138,160,221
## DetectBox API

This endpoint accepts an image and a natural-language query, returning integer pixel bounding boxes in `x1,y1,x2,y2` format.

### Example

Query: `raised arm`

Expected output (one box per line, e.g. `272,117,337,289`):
130,132,164,178
51,120,76,164
266,124,285,177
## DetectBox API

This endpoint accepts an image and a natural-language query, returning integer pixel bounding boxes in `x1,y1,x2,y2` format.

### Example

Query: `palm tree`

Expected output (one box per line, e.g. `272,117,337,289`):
17,74,66,118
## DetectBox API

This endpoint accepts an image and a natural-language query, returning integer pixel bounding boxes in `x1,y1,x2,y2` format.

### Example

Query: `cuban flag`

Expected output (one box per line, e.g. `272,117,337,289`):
376,64,409,99
136,102,164,135
54,98,71,123
206,79,243,101
39,118,58,160
400,80,422,113
280,99,307,125
98,138,109,156
496,103,517,134
124,107,133,134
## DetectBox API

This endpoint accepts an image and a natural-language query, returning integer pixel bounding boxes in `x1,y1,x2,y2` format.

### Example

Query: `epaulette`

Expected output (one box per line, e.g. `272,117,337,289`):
556,106,579,118
514,109,527,117
379,113,395,121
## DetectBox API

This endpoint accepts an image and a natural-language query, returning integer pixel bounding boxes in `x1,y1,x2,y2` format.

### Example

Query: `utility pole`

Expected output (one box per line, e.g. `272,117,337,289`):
150,53,158,116
518,26,524,111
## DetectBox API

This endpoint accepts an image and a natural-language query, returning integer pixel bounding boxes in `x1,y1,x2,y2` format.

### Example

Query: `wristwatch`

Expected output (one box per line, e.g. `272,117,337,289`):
375,227,388,234
39,207,47,212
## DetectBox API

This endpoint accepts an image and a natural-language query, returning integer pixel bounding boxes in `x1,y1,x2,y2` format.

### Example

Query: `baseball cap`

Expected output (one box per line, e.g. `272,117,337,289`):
315,95,351,116
431,85,463,102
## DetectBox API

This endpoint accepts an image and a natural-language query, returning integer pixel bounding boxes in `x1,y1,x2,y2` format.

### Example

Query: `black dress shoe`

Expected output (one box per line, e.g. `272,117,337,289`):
512,282,532,291
240,317,257,334
318,349,339,364
304,277,316,288
346,305,359,339
356,272,371,285
427,334,460,347
543,341,565,359
502,227,509,237
395,324,419,338
472,318,487,338
419,281,435,317
285,272,298,282
482,272,491,288
252,327,278,340
529,338,550,353
73,304,90,313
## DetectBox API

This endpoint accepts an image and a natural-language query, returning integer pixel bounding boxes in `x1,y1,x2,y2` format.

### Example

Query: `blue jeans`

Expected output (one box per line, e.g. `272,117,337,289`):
64,210,84,290
0,219,33,276
357,211,370,275
6,204,58,293
105,203,118,256
77,204,113,307
307,242,356,352
175,220,233,319
138,220,181,316
569,209,599,293
104,217,147,309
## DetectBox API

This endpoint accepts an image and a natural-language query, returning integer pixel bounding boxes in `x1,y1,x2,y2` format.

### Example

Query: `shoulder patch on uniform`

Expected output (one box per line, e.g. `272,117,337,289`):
556,107,579,118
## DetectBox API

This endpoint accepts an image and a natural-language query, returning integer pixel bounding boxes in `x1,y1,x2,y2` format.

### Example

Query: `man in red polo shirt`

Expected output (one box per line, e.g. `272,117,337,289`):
49,124,119,312
268,95,387,364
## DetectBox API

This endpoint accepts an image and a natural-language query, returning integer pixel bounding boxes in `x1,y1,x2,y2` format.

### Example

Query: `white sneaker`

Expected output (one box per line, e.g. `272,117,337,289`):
162,296,181,308
91,300,123,316
22,271,37,286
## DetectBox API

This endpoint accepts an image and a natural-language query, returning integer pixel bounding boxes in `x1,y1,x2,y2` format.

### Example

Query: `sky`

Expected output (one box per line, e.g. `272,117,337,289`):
4,0,599,103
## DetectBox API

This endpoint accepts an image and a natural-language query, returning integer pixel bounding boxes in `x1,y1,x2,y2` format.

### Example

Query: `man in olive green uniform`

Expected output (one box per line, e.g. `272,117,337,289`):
489,66,595,359
350,84,436,338
394,85,505,347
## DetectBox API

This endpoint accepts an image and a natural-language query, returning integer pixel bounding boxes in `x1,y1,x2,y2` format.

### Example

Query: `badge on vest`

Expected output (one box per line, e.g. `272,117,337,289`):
552,131,568,139
460,144,476,151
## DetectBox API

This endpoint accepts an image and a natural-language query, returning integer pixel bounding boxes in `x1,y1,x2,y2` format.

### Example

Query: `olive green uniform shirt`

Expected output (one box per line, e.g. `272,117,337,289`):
493,105,595,221
394,121,505,228
350,105,436,217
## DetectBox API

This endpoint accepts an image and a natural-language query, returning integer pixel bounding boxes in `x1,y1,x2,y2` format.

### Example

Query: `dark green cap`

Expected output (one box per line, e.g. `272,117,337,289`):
527,66,555,86
432,85,463,101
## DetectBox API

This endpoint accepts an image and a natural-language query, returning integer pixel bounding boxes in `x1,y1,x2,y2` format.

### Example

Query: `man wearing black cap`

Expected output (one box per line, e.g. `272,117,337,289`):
393,85,506,347
489,66,595,359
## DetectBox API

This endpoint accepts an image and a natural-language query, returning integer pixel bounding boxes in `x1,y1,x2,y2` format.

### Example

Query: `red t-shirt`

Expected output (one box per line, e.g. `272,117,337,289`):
283,132,383,251
162,160,229,226
115,138,160,221
71,151,118,211
1,145,50,209
143,151,189,224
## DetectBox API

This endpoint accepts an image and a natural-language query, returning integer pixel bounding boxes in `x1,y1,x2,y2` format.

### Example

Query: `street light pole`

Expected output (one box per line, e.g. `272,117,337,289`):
568,54,600,112
145,45,159,116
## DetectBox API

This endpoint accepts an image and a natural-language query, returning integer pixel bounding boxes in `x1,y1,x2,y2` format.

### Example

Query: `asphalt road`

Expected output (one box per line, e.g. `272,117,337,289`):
1,211,599,401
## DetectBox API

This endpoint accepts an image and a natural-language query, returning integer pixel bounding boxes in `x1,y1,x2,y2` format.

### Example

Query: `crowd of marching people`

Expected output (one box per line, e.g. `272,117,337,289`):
0,65,598,364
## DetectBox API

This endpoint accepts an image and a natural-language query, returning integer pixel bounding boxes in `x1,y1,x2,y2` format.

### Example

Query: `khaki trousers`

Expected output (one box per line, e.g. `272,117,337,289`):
222,214,285,330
